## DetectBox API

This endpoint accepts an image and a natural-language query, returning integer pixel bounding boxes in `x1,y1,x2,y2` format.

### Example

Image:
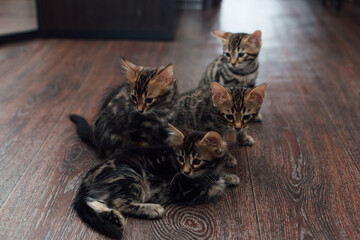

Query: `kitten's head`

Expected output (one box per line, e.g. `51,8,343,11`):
211,82,267,131
167,124,226,178
211,30,261,67
121,58,176,113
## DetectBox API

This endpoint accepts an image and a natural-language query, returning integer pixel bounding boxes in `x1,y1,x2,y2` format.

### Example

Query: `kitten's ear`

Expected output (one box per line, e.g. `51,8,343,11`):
167,124,184,147
121,57,142,83
156,64,174,87
200,131,223,152
246,30,262,48
211,30,232,41
211,82,231,106
246,83,267,104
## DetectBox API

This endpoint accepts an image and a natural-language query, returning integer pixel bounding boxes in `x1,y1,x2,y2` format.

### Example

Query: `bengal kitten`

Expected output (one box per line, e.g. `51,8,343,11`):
70,58,177,157
198,30,262,89
172,82,267,165
74,124,239,239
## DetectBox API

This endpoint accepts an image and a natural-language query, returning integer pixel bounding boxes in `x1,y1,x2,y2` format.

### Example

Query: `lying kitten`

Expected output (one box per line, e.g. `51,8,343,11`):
172,82,267,165
198,30,262,89
74,124,239,239
70,58,177,157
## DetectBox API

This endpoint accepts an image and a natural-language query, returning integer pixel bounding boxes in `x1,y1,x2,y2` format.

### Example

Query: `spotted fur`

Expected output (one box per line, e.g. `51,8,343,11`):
74,125,239,239
198,30,262,88
70,59,178,157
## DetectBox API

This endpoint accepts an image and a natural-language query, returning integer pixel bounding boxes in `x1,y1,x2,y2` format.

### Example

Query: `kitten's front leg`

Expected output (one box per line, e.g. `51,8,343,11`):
120,202,165,219
221,172,240,187
236,129,254,146
224,151,237,168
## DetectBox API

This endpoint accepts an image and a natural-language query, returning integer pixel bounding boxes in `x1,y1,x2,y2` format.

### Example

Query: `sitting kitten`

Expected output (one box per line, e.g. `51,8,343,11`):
198,30,262,89
70,58,177,157
74,124,239,239
172,82,267,165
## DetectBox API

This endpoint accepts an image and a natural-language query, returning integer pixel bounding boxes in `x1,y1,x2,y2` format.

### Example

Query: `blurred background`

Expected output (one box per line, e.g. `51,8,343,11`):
0,0,356,41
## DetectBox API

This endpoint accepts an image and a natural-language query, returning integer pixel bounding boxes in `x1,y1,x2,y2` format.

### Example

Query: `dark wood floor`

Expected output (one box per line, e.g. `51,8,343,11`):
0,0,360,239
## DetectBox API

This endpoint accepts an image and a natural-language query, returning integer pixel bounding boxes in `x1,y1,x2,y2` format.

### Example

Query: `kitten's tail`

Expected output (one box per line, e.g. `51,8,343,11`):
73,185,124,239
69,114,93,145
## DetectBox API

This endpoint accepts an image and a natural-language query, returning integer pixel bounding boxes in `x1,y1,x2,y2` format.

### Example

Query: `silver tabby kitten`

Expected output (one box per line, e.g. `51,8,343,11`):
74,124,239,239
198,30,262,89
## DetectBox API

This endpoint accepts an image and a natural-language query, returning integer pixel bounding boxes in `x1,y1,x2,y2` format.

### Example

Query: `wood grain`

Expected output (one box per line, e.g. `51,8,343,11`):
0,0,360,239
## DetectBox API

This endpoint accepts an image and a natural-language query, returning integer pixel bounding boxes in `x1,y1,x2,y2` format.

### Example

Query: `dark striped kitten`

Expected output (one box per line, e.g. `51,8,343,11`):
70,59,177,157
172,82,267,165
74,124,239,239
198,30,262,89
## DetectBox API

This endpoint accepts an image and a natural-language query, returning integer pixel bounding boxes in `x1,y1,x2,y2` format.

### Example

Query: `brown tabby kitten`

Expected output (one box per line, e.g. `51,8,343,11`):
172,82,267,165
74,124,239,239
70,58,177,157
198,30,262,89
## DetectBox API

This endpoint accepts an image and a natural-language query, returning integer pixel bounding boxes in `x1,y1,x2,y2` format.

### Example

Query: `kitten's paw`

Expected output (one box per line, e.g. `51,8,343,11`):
143,204,165,219
107,211,125,227
253,113,262,122
237,135,255,146
225,155,237,168
223,174,240,187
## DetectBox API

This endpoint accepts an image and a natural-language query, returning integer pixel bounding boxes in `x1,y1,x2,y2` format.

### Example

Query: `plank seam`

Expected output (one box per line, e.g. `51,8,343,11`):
246,149,263,240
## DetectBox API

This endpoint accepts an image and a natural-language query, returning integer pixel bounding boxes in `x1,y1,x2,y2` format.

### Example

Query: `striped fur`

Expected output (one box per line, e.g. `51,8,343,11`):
198,30,262,88
172,83,267,164
74,125,239,239
71,59,178,157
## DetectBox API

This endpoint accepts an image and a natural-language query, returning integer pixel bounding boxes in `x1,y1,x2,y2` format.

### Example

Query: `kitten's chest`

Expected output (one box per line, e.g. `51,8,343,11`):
218,63,258,87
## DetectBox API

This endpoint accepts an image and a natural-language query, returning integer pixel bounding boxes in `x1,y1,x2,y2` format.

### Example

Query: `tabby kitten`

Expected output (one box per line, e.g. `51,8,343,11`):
70,58,177,157
172,82,267,165
198,30,262,89
74,124,239,239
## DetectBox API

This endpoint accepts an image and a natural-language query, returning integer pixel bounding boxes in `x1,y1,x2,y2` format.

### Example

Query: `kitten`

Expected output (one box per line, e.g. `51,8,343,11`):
73,124,239,239
198,30,262,89
70,58,178,157
172,82,267,165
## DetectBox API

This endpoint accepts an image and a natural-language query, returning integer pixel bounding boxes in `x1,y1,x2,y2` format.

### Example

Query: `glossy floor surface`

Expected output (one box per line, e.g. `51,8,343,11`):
0,0,359,239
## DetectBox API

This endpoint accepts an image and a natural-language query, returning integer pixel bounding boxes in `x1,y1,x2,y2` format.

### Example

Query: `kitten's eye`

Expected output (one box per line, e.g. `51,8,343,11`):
225,52,231,58
145,98,153,104
131,95,137,102
193,159,201,165
178,156,184,163
243,115,250,120
225,114,234,120
238,52,245,58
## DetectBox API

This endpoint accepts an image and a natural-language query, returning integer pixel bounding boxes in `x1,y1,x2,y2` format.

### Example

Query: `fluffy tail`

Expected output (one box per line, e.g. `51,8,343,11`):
73,185,124,239
69,114,93,145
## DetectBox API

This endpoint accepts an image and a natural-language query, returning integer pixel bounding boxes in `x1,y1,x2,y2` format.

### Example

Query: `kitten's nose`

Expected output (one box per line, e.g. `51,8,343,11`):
183,171,190,176
137,105,144,113
234,122,242,131
230,58,237,66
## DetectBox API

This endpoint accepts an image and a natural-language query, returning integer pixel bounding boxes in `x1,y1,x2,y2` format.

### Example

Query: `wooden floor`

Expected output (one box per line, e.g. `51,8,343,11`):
1,0,360,239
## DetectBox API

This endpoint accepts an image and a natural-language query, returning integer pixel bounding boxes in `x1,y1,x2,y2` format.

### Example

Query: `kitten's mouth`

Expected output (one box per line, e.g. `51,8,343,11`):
182,171,194,178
